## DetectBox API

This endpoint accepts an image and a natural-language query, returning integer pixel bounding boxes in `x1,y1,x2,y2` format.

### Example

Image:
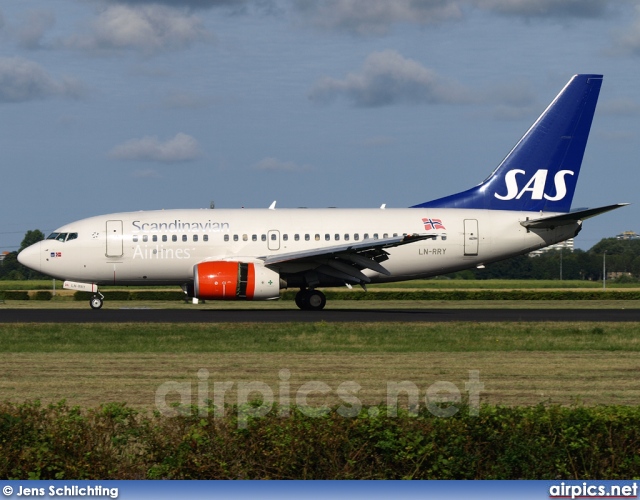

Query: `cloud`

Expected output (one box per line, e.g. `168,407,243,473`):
62,4,211,55
109,0,281,16
109,133,202,163
162,90,212,109
253,157,313,172
477,78,538,119
599,98,640,116
611,6,640,56
293,0,463,36
16,9,55,49
472,0,616,19
108,0,250,9
292,0,623,35
0,57,84,103
309,50,472,107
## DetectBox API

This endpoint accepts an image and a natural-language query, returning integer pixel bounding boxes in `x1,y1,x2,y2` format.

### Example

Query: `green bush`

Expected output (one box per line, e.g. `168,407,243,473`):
1,401,640,479
31,291,53,301
1,291,30,301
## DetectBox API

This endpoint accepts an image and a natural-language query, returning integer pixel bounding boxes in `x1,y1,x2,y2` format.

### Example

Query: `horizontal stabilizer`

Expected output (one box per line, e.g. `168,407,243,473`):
520,203,629,229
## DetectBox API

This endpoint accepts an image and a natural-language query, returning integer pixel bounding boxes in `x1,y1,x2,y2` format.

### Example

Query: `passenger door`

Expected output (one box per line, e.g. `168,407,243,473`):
106,220,123,258
464,219,479,256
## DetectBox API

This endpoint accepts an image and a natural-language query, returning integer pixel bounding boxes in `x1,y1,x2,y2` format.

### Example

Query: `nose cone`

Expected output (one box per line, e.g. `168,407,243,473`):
18,242,42,272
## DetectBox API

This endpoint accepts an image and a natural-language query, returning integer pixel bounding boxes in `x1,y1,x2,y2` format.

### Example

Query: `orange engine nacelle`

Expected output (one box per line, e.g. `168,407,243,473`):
193,261,280,301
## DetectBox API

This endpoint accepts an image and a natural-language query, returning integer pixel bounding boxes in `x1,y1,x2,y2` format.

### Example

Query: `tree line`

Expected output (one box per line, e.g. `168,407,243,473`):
2,229,639,282
454,238,640,281
1,230,46,280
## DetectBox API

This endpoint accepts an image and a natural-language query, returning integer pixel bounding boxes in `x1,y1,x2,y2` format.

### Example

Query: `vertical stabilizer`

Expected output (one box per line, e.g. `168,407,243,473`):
412,74,603,213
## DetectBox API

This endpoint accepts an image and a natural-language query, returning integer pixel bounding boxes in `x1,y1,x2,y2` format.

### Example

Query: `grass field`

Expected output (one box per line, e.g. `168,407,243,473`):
2,281,639,413
1,321,639,411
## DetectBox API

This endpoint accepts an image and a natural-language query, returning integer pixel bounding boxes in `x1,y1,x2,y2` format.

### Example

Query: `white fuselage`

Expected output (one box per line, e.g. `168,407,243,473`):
24,207,578,288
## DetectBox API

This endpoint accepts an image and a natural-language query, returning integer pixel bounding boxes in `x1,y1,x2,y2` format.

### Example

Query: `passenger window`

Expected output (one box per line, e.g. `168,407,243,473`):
243,234,248,241
233,235,238,242
393,233,398,237
354,234,359,241
271,234,277,241
325,234,330,241
373,233,378,239
261,235,266,242
182,235,188,242
294,234,300,241
364,233,369,240
152,235,157,242
344,234,349,241
441,235,447,241
252,235,257,242
383,233,388,238
172,235,177,242
224,235,229,242
315,234,320,241
283,234,288,241
143,235,148,243
162,235,167,242
203,235,208,242
335,234,340,241
133,235,138,243
305,234,310,241
193,235,198,242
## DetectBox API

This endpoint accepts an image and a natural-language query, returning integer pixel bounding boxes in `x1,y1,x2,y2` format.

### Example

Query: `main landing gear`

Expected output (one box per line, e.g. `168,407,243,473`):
295,289,326,311
89,292,104,310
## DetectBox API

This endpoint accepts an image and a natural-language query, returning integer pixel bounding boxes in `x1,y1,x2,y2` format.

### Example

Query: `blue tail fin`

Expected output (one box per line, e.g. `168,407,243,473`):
412,74,603,212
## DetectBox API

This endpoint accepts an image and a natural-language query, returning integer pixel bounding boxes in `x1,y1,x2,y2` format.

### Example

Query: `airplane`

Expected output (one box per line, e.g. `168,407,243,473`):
18,74,627,311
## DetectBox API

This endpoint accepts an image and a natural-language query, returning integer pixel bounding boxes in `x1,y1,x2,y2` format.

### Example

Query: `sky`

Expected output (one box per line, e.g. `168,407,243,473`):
1,0,640,252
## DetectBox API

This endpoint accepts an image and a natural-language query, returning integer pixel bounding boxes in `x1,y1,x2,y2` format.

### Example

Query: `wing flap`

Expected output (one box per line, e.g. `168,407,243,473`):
260,233,436,266
259,233,436,285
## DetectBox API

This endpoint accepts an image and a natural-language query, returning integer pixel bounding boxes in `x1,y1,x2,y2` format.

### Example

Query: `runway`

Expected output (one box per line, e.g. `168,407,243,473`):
1,308,639,323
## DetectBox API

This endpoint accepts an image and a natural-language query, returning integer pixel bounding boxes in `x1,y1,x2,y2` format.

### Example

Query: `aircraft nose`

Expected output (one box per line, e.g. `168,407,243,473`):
17,242,42,272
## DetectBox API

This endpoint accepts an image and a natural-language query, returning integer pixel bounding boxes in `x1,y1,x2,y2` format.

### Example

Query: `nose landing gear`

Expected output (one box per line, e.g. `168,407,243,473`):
89,292,104,310
62,281,104,310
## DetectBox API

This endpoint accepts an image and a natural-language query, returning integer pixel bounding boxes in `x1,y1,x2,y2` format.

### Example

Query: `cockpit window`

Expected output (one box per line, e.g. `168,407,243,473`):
46,232,77,242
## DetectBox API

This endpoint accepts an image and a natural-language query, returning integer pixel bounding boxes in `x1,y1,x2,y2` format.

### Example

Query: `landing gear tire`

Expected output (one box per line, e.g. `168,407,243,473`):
295,290,308,310
306,290,326,311
295,289,326,311
89,293,104,310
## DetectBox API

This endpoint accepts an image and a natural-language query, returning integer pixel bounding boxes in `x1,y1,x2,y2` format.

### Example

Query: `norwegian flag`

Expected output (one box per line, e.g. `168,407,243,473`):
422,218,445,230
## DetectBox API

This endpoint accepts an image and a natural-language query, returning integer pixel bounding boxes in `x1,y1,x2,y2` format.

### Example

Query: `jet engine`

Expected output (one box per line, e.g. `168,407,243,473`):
193,261,280,300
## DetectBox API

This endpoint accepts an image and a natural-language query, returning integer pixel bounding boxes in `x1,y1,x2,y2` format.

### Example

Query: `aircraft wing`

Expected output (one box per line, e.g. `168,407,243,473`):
520,203,629,229
258,233,436,284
